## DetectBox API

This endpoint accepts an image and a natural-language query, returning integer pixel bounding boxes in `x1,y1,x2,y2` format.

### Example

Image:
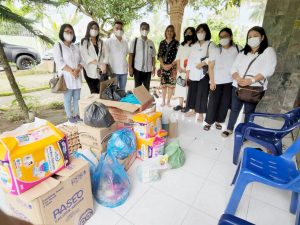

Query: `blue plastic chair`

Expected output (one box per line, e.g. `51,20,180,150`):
218,214,255,225
225,138,300,225
233,107,300,165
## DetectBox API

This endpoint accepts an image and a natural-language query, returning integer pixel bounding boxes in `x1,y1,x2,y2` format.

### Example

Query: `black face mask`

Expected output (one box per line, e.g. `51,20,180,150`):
184,35,193,42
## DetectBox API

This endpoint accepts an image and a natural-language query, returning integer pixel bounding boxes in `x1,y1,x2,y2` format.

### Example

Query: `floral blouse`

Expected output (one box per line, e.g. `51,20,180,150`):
158,39,179,64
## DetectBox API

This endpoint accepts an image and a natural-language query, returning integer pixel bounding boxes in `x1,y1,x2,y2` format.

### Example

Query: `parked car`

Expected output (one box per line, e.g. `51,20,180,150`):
2,42,41,70
42,49,54,60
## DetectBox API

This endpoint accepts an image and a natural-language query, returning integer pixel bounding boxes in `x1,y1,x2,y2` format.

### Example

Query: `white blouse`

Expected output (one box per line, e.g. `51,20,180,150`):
231,47,277,90
209,45,241,84
175,44,193,68
80,39,109,79
186,41,216,81
53,41,83,89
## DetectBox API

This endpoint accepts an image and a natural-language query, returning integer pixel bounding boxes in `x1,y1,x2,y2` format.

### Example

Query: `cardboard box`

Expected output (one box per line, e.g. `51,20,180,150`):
77,123,118,154
0,120,69,195
79,81,154,123
5,158,94,225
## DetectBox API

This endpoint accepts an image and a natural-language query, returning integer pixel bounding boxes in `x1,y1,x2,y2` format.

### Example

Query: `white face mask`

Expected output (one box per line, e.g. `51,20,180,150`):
90,29,99,37
248,37,261,48
220,38,230,46
115,30,124,37
197,32,206,41
63,33,73,42
141,30,149,37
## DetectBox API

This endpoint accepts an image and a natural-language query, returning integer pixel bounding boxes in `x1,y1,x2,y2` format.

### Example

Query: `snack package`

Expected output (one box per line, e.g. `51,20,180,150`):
0,118,69,195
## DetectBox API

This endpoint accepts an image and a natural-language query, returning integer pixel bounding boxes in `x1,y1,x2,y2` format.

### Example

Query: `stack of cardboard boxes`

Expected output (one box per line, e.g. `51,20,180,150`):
0,120,94,225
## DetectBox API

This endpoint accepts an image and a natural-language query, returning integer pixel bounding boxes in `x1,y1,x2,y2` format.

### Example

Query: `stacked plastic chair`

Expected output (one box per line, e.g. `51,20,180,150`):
233,107,300,165
225,138,300,225
218,214,254,225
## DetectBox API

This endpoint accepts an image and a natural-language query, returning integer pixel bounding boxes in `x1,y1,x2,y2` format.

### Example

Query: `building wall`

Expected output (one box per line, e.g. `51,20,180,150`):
257,0,300,113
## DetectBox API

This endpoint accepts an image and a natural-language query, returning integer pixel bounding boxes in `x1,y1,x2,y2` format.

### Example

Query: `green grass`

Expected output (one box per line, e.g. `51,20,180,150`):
0,85,50,97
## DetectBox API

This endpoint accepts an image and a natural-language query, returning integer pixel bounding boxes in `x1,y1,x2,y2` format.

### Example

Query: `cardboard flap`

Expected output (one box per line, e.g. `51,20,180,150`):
55,158,88,178
80,94,99,104
132,85,153,105
19,177,60,201
98,99,140,113
99,78,118,95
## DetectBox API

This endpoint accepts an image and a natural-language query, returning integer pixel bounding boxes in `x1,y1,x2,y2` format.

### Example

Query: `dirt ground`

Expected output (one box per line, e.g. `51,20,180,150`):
0,108,66,133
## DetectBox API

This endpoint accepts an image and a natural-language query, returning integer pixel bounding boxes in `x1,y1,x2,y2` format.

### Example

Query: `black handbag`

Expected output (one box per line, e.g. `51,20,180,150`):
176,75,186,87
235,55,265,104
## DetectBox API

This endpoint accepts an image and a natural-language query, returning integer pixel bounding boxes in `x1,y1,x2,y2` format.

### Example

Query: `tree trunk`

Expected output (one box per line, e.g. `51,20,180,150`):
168,0,189,41
0,39,30,121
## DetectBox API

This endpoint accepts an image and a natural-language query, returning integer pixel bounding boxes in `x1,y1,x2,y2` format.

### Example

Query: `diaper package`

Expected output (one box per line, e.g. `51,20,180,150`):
0,118,69,195
137,136,165,160
132,112,162,139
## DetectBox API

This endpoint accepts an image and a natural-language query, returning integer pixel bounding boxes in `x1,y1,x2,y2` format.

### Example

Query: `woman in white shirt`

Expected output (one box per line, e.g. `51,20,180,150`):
222,26,277,137
185,23,216,122
173,27,197,112
204,28,241,131
80,21,108,94
53,24,83,123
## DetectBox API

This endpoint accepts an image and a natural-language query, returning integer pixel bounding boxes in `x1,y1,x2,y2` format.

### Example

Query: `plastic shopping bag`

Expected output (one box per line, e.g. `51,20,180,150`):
93,152,130,208
84,102,114,128
107,128,136,160
163,139,185,169
136,156,170,183
72,149,98,186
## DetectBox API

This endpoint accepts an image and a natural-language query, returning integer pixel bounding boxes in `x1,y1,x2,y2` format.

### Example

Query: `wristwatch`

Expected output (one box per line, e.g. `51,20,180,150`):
251,78,256,84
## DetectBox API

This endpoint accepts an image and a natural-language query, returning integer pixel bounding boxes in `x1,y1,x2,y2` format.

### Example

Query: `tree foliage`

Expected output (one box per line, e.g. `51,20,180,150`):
0,0,64,44
69,0,160,36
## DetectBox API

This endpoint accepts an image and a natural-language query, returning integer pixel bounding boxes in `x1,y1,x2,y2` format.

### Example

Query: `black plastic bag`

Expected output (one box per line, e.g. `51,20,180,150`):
84,102,115,128
101,84,126,101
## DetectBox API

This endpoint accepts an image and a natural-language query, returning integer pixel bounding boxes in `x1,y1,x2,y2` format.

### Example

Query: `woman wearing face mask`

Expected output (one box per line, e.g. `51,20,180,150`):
185,23,216,122
157,25,179,107
53,24,83,123
80,21,109,94
222,26,277,137
173,27,197,112
204,28,241,131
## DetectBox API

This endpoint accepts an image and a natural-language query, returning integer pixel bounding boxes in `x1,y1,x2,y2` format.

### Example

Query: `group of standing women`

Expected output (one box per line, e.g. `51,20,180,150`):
157,23,277,137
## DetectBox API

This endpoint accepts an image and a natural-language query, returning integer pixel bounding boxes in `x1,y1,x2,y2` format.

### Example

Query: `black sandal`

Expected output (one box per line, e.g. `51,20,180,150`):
203,125,211,131
173,105,183,111
221,130,233,137
215,123,222,130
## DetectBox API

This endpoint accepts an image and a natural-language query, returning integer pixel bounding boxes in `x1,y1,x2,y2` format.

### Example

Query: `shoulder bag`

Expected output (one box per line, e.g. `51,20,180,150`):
235,54,265,104
49,43,67,93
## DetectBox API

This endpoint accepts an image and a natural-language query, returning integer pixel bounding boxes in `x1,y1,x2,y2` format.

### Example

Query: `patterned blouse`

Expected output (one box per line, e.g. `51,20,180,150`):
158,39,179,64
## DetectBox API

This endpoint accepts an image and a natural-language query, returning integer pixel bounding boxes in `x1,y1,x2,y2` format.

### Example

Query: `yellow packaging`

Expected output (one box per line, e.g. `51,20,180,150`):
136,136,165,160
132,112,162,139
0,118,69,195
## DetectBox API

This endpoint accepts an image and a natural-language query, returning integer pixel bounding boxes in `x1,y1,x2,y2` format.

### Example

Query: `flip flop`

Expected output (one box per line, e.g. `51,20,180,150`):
203,125,211,131
215,123,222,130
221,130,233,137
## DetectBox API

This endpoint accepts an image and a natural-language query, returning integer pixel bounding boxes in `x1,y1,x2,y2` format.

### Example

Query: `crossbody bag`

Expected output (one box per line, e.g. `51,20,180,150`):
235,54,265,104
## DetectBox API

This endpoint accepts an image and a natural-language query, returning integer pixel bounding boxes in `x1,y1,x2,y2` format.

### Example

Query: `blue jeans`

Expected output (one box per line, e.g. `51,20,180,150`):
227,87,259,131
115,74,127,90
63,89,81,118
